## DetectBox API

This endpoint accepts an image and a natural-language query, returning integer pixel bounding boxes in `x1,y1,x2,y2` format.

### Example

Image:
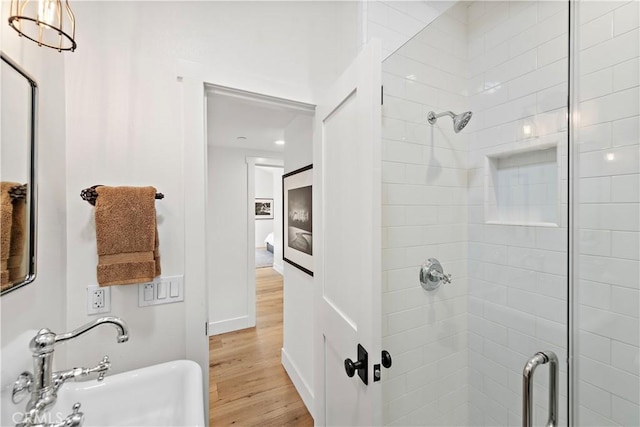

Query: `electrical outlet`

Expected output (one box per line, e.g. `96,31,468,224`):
93,289,105,308
87,285,110,314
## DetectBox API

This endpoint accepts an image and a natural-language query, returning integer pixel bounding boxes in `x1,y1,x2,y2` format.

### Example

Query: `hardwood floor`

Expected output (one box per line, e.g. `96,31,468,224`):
209,267,314,426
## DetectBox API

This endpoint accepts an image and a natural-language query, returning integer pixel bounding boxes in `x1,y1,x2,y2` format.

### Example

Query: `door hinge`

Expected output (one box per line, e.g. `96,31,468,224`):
381,85,384,105
205,321,209,336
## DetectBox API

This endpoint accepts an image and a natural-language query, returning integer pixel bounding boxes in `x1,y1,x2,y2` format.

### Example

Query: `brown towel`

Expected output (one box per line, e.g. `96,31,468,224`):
1,182,19,289
94,186,161,286
8,194,26,282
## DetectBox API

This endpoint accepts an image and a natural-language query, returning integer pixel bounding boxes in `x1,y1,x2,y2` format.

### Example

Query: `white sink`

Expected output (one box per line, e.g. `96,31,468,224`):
3,360,205,427
57,360,205,427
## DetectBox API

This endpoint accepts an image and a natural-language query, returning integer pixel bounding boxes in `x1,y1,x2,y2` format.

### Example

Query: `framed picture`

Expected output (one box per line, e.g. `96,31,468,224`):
255,198,274,219
283,164,313,276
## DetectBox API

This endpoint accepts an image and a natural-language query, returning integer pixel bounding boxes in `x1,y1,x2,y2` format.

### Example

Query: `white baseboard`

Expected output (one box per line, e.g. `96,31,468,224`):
208,316,250,336
273,261,284,275
281,348,314,418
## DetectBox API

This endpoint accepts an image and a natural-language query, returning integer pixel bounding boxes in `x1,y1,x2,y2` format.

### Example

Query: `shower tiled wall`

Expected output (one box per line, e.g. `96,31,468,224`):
381,3,470,425
363,1,457,58
381,1,638,426
576,1,639,425
466,2,570,426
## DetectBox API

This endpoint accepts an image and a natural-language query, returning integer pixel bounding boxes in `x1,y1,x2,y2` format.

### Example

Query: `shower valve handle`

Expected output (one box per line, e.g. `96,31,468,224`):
420,258,451,291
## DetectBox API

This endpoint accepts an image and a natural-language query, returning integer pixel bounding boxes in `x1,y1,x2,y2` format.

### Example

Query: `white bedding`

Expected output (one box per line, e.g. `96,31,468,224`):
264,232,274,246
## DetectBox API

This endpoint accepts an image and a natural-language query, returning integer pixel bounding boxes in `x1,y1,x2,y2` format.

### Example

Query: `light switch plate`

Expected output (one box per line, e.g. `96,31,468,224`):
138,275,184,307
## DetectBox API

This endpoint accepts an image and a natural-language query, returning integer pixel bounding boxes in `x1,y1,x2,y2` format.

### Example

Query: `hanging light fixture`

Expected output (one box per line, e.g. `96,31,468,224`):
8,0,76,52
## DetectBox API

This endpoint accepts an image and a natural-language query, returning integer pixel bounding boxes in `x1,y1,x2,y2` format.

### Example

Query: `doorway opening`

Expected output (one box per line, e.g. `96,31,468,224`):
254,165,284,272
205,85,314,425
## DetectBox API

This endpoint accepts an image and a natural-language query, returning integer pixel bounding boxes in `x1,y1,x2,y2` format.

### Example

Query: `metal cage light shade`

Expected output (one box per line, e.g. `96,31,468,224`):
8,0,76,52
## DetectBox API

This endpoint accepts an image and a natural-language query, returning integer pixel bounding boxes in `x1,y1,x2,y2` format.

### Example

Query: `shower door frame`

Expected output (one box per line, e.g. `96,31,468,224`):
567,0,576,425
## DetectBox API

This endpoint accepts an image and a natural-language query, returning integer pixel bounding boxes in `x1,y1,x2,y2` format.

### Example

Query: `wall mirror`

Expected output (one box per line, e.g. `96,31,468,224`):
1,52,37,295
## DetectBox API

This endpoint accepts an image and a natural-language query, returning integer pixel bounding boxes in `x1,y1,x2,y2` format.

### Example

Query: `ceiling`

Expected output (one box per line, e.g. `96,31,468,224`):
206,91,304,153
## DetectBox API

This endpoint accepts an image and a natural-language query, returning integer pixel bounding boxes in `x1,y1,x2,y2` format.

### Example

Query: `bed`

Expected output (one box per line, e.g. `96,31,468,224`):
264,232,275,254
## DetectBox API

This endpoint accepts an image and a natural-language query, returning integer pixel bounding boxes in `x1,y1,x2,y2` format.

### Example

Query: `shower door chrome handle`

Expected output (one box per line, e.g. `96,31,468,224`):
522,351,558,427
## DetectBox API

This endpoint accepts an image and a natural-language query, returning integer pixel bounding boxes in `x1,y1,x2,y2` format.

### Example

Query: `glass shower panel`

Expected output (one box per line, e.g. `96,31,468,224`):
381,1,569,426
573,1,640,426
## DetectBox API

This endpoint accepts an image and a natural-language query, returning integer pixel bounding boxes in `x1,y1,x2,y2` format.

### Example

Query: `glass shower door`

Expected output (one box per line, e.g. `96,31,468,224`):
380,1,570,425
572,1,640,426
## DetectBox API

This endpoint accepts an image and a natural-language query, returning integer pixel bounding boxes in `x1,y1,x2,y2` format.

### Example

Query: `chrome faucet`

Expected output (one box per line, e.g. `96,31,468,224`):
12,317,129,427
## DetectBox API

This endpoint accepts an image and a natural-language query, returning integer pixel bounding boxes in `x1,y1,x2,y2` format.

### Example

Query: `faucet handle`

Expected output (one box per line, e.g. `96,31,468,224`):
420,258,452,291
12,371,33,404
63,402,84,427
88,355,111,381
53,355,112,386
97,356,110,381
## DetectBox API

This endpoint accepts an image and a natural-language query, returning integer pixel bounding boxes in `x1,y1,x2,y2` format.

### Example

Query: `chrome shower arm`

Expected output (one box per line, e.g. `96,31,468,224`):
427,111,455,124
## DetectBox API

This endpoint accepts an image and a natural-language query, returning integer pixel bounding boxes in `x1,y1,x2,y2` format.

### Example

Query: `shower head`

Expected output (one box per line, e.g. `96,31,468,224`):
453,111,473,132
427,110,473,133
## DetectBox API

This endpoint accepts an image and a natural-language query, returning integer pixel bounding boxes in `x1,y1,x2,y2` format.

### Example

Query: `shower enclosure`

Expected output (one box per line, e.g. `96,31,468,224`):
380,1,638,426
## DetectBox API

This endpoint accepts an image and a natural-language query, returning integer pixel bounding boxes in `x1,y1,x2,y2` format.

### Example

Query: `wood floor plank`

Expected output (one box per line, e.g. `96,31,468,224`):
210,267,313,426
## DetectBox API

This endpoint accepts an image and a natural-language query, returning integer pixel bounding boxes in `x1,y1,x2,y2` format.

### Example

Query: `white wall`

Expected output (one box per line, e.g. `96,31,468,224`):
281,114,315,413
255,167,274,247
61,0,358,376
575,1,639,425
63,1,187,373
272,168,284,274
380,3,469,425
207,147,281,334
0,7,68,389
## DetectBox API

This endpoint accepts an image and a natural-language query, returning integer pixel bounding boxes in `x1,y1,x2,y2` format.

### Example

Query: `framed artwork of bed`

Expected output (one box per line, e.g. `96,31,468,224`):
283,164,313,276
255,198,274,219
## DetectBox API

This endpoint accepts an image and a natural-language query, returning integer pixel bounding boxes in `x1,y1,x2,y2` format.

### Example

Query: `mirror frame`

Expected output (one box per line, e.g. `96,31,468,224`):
1,52,38,295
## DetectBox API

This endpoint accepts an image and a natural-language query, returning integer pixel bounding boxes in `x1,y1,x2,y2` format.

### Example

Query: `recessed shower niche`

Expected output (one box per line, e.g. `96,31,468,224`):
484,144,560,226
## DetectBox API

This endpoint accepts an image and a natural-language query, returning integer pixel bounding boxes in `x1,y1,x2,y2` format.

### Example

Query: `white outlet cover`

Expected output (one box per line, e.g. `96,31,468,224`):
87,285,111,315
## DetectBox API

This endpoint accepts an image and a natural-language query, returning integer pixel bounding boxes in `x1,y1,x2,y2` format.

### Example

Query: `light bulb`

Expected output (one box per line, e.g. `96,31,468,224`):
38,0,56,26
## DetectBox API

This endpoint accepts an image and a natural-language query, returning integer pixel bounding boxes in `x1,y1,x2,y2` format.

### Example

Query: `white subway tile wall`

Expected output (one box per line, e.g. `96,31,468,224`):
485,146,559,225
381,1,638,426
381,3,470,425
364,1,459,58
466,2,569,426
576,1,640,426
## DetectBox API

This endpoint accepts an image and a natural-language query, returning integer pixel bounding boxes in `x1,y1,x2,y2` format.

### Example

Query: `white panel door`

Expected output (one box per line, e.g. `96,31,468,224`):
313,41,382,426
